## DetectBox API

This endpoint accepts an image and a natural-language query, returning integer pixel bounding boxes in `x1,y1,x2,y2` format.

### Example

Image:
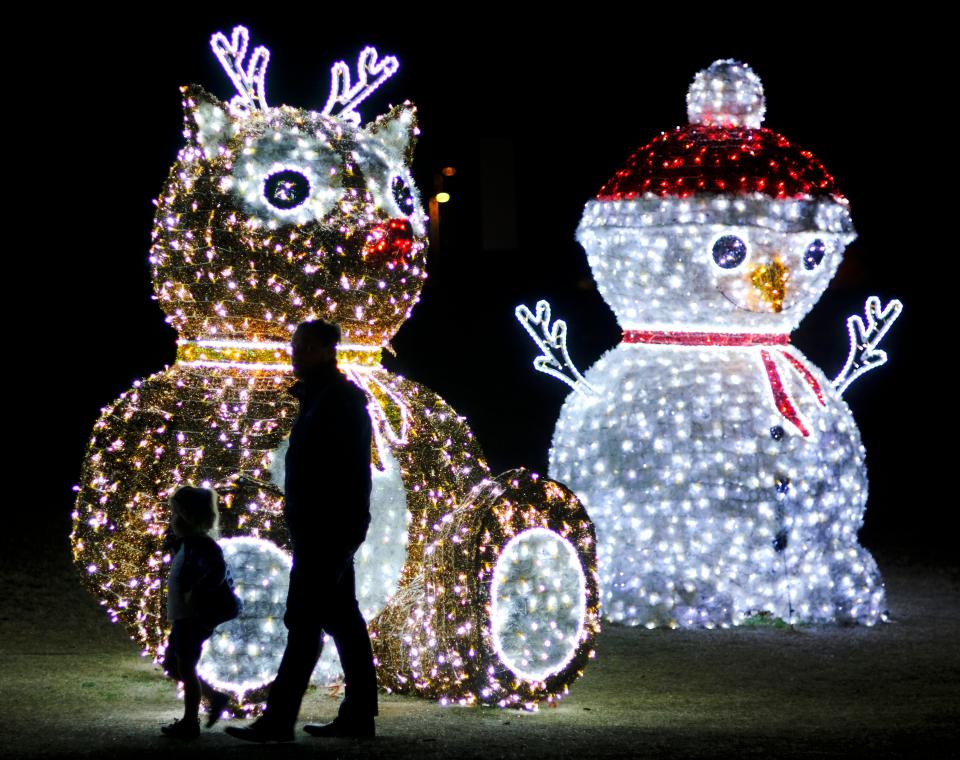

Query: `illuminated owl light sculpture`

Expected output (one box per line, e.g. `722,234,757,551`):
519,60,902,630
71,26,598,713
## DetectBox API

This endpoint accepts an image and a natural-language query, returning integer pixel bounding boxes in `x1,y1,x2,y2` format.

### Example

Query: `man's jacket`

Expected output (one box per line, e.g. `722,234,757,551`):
284,367,373,557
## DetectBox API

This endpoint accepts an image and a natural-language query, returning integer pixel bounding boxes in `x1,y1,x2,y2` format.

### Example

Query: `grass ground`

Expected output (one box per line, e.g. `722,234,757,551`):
2,533,957,759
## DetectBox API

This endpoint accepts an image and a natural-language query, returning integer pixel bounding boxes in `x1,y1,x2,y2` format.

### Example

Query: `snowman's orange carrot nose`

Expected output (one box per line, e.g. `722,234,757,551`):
362,218,415,269
750,259,789,313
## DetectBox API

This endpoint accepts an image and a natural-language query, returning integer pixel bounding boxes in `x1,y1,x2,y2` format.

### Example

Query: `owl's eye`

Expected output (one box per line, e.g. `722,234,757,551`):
712,235,748,269
263,170,311,210
804,239,826,270
391,175,415,216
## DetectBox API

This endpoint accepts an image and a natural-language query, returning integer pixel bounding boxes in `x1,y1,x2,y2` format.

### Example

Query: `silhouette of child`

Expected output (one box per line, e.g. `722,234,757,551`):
161,486,239,739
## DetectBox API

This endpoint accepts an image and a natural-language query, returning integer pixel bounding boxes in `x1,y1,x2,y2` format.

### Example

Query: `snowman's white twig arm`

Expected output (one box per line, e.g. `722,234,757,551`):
515,300,596,396
833,296,903,395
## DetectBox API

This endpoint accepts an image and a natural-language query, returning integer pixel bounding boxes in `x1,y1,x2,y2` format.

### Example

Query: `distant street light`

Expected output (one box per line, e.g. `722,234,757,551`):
429,168,455,250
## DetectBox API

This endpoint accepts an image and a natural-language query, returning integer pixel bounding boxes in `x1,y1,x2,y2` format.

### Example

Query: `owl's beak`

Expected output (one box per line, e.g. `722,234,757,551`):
749,259,789,313
362,217,415,268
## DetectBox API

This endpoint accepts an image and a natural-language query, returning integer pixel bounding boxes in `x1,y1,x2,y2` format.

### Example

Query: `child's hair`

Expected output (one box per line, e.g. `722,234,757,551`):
169,486,219,537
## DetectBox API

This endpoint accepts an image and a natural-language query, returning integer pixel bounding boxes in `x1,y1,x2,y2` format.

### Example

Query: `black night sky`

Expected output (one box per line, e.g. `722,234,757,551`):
33,12,942,556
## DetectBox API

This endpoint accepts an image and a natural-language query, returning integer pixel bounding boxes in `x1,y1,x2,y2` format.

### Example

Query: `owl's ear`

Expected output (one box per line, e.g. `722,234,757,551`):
180,85,235,159
365,102,418,165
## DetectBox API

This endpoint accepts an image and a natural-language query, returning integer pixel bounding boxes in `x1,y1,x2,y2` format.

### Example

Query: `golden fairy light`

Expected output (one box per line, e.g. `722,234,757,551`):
72,25,598,714
372,470,600,709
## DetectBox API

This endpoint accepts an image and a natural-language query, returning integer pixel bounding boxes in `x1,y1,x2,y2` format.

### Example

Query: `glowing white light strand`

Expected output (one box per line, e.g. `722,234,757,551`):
515,301,595,395
339,343,385,354
343,366,412,445
198,537,291,694
210,26,270,115
188,339,288,350
490,527,587,682
578,196,854,236
178,360,291,371
235,152,339,227
833,296,903,394
323,47,399,126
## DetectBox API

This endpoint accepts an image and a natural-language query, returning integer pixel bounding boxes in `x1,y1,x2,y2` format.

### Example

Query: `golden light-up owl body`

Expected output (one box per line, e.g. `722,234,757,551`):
72,28,599,711
73,42,484,694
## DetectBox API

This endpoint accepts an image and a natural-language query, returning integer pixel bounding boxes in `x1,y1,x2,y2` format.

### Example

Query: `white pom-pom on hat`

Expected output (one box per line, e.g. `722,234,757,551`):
687,60,766,128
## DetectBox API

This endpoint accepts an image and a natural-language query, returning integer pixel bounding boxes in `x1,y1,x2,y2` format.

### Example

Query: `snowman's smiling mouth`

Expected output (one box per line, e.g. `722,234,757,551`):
719,288,793,314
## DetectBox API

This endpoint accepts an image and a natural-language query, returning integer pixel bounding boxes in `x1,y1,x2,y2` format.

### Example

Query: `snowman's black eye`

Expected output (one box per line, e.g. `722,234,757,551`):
263,170,311,210
391,175,415,216
804,239,826,270
712,235,748,269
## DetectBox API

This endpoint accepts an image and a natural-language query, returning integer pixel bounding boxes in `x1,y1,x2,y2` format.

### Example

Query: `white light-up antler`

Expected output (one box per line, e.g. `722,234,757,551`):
833,296,903,395
322,47,399,126
210,25,270,115
516,300,595,396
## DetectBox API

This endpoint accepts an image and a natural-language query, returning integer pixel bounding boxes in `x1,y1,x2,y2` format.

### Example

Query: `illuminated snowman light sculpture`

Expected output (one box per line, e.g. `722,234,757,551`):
72,26,599,713
519,60,902,629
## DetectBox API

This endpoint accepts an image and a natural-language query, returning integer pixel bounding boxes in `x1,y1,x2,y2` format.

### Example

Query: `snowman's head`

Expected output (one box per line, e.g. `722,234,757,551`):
150,27,427,346
577,60,855,334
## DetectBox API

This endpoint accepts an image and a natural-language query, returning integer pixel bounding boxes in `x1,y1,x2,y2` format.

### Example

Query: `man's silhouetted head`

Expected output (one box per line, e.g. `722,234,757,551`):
292,320,340,379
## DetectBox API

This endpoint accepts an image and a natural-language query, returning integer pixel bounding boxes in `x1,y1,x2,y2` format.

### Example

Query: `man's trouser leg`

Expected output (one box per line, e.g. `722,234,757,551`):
261,559,328,730
325,561,378,720
262,619,323,730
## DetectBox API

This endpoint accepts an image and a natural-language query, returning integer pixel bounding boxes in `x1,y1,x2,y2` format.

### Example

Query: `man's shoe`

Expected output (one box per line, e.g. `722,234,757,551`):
205,691,230,728
161,717,200,739
224,720,295,743
303,717,375,739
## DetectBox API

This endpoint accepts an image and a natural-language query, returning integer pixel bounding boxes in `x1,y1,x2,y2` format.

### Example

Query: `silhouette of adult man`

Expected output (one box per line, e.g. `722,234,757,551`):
227,319,377,742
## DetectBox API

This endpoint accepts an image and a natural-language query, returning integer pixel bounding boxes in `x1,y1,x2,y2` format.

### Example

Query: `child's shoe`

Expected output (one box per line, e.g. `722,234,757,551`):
206,691,230,728
161,717,200,739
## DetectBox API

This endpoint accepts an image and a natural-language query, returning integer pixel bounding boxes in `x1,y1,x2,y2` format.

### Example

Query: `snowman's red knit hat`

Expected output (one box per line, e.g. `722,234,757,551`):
597,60,844,202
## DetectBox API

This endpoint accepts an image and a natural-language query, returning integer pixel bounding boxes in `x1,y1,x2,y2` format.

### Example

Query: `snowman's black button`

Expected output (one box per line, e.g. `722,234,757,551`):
773,530,788,552
770,426,785,441
804,239,826,270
